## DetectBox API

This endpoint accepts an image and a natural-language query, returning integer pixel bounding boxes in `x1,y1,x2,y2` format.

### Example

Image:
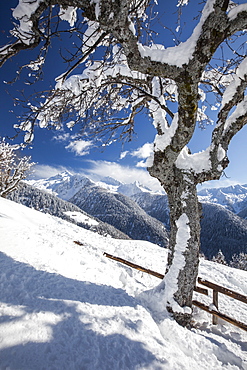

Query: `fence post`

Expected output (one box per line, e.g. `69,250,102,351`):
213,290,219,325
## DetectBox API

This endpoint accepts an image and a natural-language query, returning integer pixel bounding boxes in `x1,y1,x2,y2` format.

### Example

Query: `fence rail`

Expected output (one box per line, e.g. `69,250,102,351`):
101,249,247,331
103,252,164,279
192,300,247,331
196,277,247,330
197,277,247,304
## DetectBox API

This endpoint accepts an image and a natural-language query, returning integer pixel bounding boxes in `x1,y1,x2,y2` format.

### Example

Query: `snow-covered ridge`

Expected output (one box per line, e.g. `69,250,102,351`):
1,197,247,369
198,184,247,213
27,171,247,215
27,170,93,200
26,170,161,200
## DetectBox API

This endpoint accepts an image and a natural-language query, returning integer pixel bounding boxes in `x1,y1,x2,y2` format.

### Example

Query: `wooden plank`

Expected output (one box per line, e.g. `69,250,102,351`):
194,286,208,295
103,252,165,279
104,252,207,294
212,290,219,325
74,240,84,246
198,278,247,304
192,300,247,332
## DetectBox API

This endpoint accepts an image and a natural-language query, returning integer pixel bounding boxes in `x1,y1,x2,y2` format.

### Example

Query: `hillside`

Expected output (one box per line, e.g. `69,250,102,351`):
133,192,247,263
25,173,169,247
132,192,170,228
0,198,246,369
69,184,169,247
26,172,247,263
7,182,130,240
200,203,247,262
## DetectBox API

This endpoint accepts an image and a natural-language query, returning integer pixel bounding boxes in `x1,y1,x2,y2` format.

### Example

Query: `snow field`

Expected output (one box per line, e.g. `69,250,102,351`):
0,197,246,369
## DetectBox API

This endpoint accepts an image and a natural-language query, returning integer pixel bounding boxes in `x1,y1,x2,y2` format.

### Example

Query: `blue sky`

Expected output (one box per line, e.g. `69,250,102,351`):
1,0,247,191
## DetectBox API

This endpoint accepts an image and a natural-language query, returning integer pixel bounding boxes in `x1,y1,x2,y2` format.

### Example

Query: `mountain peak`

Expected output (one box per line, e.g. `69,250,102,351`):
117,181,150,197
26,171,93,200
198,183,247,213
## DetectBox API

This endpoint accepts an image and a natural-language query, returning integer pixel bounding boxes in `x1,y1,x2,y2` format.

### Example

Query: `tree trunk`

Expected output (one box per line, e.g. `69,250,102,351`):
159,167,201,327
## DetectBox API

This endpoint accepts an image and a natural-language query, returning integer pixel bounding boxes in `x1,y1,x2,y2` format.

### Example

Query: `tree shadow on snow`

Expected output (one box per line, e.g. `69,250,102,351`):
0,252,163,369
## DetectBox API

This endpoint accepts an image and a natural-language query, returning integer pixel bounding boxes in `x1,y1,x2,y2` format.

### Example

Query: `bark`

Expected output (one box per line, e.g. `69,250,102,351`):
149,164,201,327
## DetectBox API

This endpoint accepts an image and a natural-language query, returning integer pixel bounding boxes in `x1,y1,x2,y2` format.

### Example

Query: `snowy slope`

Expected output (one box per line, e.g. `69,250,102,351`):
0,198,247,369
16,176,247,262
7,181,130,240
69,184,169,247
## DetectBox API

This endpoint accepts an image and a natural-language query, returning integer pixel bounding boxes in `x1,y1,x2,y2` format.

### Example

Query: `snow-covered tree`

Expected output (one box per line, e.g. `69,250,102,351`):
0,139,33,198
212,249,227,265
230,252,247,270
1,0,247,326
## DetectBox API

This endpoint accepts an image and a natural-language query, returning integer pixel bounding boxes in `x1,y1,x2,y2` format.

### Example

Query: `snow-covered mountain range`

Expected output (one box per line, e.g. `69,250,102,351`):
27,171,155,201
198,184,247,214
7,182,130,240
17,171,247,265
10,177,169,248
27,170,247,215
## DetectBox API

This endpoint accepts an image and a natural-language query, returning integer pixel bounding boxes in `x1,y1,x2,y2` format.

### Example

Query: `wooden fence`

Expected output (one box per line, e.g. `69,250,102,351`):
102,251,247,331
193,277,247,331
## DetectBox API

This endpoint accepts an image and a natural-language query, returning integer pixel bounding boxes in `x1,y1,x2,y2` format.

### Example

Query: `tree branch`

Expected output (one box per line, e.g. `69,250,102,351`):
57,30,109,84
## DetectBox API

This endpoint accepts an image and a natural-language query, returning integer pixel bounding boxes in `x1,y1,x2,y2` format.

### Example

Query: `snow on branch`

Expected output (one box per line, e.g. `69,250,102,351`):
2,0,247,186
0,139,34,198
163,213,192,314
221,57,247,109
228,3,247,21
59,6,77,26
12,0,44,45
137,0,210,69
223,95,247,137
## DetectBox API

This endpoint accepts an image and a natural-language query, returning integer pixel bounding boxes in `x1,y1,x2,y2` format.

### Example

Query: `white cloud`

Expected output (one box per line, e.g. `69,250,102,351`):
136,160,148,168
29,161,242,192
29,160,164,192
65,140,93,156
53,133,71,142
85,160,164,192
131,142,153,159
28,164,70,180
197,177,244,190
84,160,243,193
119,143,153,162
